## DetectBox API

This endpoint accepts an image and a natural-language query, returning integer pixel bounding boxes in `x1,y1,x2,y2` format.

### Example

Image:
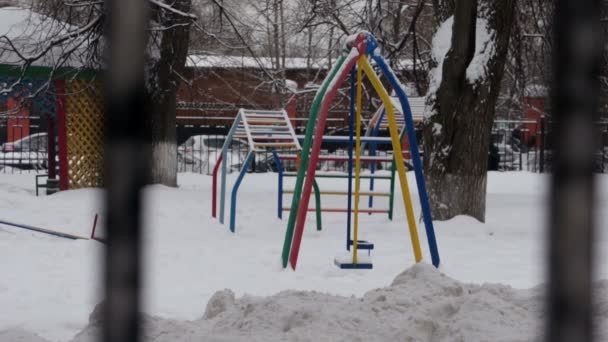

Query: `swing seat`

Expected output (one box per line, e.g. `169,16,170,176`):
348,239,374,251
334,251,373,269
348,240,374,255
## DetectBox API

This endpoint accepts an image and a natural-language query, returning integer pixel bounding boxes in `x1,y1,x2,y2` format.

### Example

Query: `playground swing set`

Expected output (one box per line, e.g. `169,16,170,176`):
277,95,425,222
212,32,440,271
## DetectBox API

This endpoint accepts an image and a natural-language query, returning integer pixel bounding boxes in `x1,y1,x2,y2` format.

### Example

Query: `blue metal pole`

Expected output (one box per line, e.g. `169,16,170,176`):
346,66,356,251
219,149,227,224
372,52,440,268
368,144,376,210
220,113,241,224
0,219,86,240
230,151,255,233
271,148,283,219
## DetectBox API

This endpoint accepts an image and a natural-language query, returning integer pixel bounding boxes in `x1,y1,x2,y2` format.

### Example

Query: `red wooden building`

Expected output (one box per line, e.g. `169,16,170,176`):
175,54,418,140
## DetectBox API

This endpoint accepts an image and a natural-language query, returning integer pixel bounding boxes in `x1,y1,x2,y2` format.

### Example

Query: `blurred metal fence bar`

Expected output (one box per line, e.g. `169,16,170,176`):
547,0,601,341
103,0,148,342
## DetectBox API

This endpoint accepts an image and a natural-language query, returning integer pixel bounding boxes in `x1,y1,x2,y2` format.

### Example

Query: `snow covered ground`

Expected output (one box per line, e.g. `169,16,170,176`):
0,171,607,341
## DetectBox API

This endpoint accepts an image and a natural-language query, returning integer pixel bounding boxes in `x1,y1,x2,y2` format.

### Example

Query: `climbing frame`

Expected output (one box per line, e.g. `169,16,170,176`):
212,108,301,232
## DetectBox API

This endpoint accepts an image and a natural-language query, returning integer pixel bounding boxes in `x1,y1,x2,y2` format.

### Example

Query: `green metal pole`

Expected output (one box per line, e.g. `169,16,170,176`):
312,179,322,231
281,53,347,267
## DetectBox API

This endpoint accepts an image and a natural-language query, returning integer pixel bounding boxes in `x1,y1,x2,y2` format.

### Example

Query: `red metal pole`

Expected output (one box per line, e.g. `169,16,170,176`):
289,54,360,269
211,154,223,218
91,213,99,239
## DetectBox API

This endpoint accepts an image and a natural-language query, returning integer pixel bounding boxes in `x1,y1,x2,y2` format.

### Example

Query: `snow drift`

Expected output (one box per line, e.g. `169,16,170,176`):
12,263,606,342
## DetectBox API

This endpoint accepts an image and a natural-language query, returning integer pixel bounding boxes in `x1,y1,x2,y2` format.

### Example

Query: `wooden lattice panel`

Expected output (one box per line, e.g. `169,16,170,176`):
65,80,104,189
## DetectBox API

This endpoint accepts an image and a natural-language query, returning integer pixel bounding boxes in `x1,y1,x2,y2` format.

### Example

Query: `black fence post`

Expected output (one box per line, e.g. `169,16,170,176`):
519,147,523,171
547,0,600,341
103,1,148,342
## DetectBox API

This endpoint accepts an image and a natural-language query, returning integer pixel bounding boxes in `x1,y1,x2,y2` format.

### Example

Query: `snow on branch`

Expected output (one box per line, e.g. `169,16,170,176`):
465,18,495,84
149,0,197,20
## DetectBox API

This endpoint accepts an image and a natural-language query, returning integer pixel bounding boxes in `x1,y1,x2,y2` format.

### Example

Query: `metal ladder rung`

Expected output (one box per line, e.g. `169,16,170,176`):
242,109,285,114
246,118,288,123
284,190,390,197
254,142,298,147
281,207,389,213
251,136,296,140
248,130,291,135
243,113,285,118
282,172,392,180
247,125,290,130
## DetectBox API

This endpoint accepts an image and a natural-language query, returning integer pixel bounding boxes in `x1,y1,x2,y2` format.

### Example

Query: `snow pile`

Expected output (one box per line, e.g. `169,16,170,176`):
465,18,495,84
426,16,454,101
60,263,607,341
0,172,606,341
285,79,298,92
0,329,50,342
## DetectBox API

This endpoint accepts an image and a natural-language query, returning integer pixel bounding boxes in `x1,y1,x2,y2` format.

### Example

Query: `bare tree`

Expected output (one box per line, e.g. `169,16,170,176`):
183,0,437,118
422,0,517,221
495,1,552,121
145,0,195,186
0,0,196,186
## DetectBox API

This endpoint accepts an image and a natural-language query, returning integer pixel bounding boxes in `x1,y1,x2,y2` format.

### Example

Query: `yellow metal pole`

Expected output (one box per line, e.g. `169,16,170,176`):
353,61,364,264
359,55,422,263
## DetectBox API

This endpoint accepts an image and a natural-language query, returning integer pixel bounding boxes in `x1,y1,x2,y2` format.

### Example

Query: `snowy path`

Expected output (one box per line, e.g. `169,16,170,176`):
0,171,606,341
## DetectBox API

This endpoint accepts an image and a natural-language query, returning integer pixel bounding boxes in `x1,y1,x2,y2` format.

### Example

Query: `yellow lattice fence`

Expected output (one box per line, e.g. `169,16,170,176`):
65,80,105,189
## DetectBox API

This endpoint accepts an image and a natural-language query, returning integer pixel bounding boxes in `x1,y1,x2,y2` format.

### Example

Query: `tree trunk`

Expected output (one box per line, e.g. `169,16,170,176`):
432,0,455,24
306,27,313,78
423,0,516,221
279,0,286,71
327,26,334,69
145,0,193,186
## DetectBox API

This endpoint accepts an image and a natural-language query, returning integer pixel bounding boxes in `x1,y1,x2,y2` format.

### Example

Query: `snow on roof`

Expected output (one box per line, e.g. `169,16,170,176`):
187,54,330,70
187,54,414,71
389,96,427,121
0,6,42,40
0,6,86,68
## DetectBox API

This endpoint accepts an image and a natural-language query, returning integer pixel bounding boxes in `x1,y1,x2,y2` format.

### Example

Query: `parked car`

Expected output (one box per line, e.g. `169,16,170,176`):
252,152,298,173
177,135,249,175
1,132,47,153
0,133,48,170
